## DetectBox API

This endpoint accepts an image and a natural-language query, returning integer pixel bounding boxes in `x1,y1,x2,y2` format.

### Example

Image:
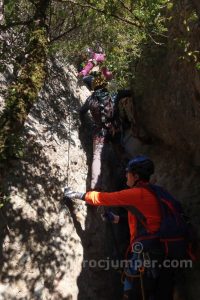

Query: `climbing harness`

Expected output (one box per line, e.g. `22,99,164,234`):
121,251,146,300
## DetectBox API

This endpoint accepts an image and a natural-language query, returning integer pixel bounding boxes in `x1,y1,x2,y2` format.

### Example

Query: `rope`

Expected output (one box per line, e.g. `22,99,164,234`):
121,269,146,300
65,83,72,186
139,269,146,300
66,104,71,186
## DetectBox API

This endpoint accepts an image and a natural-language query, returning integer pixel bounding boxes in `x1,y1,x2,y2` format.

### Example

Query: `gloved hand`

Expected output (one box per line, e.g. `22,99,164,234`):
101,211,120,223
64,187,85,200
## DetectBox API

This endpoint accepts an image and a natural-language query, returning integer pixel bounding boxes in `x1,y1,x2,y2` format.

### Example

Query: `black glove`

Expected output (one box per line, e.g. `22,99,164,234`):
101,211,115,222
101,210,120,223
64,187,85,200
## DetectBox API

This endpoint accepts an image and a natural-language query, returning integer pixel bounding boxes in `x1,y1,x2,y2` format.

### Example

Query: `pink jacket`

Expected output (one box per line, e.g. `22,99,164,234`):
79,53,113,80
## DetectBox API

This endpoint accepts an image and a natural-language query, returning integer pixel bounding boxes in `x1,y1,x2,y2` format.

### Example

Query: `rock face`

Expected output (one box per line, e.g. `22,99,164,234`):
0,58,123,300
134,1,200,165
126,2,200,298
0,59,88,300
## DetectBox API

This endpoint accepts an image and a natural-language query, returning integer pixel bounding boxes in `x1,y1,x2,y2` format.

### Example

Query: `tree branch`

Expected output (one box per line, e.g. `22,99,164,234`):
49,24,81,43
117,0,132,14
0,19,34,31
0,0,4,25
117,0,143,26
146,32,165,46
54,0,143,29
48,0,53,36
54,0,166,45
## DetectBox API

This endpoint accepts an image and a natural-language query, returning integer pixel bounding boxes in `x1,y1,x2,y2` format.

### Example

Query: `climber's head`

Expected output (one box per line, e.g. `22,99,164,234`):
126,155,154,187
86,46,105,62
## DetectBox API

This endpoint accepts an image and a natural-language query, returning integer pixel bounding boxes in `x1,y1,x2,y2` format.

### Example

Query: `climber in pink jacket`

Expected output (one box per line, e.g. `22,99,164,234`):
78,48,113,81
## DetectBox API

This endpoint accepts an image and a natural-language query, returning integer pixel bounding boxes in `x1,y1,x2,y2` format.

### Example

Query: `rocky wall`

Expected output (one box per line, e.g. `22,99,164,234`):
0,58,118,300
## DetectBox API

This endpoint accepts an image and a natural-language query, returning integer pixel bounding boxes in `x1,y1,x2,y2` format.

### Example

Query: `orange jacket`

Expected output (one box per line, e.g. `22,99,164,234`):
85,187,162,243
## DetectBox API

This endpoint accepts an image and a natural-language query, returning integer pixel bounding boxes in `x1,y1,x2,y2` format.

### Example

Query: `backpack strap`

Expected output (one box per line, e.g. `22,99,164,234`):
124,204,160,256
143,183,184,219
123,205,148,236
124,205,146,224
123,184,164,239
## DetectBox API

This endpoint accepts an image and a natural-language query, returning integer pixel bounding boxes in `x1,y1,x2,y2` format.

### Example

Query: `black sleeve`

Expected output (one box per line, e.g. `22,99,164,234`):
79,96,91,116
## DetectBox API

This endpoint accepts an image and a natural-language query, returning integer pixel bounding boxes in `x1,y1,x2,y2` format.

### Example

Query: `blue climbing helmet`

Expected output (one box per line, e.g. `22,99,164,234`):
126,155,154,180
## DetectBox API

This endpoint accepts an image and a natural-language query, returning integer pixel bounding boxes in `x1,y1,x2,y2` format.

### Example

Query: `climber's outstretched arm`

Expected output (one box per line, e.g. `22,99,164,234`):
64,186,151,208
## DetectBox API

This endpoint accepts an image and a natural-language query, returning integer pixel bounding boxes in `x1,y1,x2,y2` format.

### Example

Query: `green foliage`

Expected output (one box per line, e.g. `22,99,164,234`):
196,62,200,71
2,0,172,88
0,134,25,161
0,24,48,162
49,0,169,87
170,4,200,69
0,191,10,209
4,0,34,23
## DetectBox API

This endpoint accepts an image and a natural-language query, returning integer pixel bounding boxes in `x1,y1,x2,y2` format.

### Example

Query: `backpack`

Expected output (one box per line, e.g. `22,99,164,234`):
90,89,119,137
95,89,114,122
125,184,199,260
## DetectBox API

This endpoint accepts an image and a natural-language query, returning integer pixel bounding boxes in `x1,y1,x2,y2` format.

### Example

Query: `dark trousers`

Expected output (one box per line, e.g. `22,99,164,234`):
123,269,174,300
123,251,175,300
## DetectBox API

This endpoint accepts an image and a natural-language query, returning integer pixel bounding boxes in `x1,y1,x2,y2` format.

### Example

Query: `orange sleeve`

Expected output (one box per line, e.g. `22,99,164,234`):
85,188,147,207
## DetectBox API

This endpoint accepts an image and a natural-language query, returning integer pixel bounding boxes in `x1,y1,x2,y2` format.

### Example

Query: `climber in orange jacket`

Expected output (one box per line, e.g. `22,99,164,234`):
64,156,160,244
64,156,179,300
